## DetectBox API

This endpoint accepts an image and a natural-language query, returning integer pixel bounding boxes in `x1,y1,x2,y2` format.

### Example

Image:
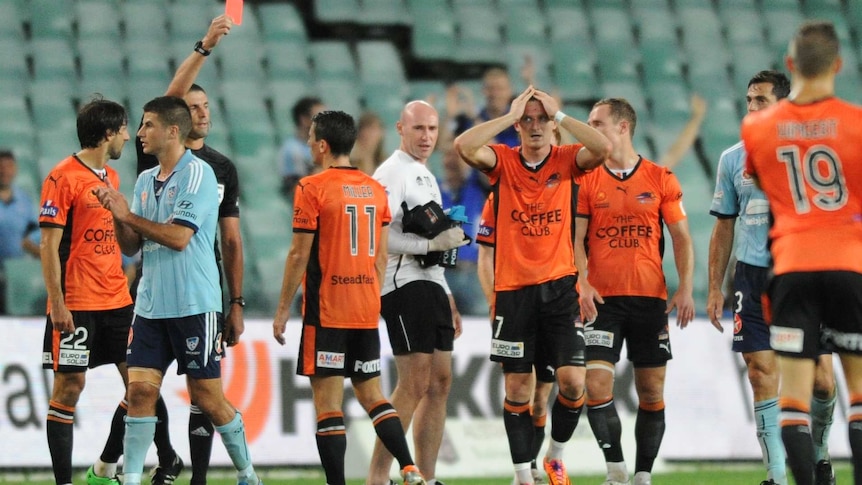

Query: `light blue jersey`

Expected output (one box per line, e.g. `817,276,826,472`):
709,142,771,268
132,150,221,318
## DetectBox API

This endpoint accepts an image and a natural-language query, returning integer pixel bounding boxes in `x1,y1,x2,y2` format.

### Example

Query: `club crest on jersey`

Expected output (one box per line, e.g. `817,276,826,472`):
635,192,656,204
545,173,561,188
40,200,59,217
141,191,148,205
186,337,200,351
167,186,177,201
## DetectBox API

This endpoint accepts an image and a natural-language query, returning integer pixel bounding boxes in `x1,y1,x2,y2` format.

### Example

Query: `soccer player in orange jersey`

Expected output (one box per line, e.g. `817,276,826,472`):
39,98,132,485
743,21,862,485
576,98,695,485
455,86,611,485
271,110,426,485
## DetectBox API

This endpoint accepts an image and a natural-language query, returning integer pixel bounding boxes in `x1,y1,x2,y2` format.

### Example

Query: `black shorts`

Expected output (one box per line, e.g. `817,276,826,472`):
127,312,224,379
296,324,382,379
584,296,671,367
491,275,584,374
732,262,771,353
768,271,862,358
42,305,133,372
381,280,454,355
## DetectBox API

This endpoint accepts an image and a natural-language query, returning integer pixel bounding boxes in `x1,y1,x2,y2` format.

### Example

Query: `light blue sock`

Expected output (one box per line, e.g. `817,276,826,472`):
811,389,837,461
215,412,255,478
123,416,158,485
755,398,786,484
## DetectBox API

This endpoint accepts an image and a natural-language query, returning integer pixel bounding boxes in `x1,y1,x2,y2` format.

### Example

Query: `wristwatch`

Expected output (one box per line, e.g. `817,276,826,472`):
194,40,211,56
229,296,245,307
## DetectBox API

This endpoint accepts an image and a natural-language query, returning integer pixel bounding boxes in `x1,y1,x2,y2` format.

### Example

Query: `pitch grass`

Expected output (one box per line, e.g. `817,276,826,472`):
0,462,852,484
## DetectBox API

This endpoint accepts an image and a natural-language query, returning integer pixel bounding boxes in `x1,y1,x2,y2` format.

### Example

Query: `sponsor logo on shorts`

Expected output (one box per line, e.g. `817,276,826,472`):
58,349,90,367
770,326,804,353
317,351,345,369
186,337,199,351
822,328,862,352
585,330,614,348
353,359,381,373
490,339,524,358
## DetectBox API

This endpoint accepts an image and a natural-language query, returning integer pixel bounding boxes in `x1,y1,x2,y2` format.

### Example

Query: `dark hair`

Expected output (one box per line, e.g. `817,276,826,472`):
593,97,638,137
0,149,14,160
77,97,128,149
142,96,192,140
792,20,840,78
311,110,357,157
748,70,791,100
292,96,323,127
188,83,207,95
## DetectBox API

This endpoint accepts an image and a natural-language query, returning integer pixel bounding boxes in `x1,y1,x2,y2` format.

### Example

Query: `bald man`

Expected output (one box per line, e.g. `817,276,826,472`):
366,101,468,485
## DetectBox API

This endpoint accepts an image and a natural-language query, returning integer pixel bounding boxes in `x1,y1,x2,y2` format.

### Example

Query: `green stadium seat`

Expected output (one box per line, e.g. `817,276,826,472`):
77,38,125,79
0,38,29,94
167,3,218,43
122,2,168,42
315,79,362,119
78,74,128,106
454,5,503,64
0,1,25,40
220,38,267,82
4,257,47,316
168,42,220,88
28,0,74,40
551,43,598,102
30,80,77,130
503,5,547,47
633,10,677,45
356,41,407,91
600,80,647,115
762,7,803,54
363,85,406,131
31,39,77,82
408,80,447,110
730,44,776,90
126,42,172,81
269,78,313,136
258,3,308,44
75,0,121,41
358,0,411,26
409,7,456,61
127,78,167,114
640,41,684,86
315,0,360,24
720,7,765,45
310,41,357,82
646,80,691,127
547,5,590,45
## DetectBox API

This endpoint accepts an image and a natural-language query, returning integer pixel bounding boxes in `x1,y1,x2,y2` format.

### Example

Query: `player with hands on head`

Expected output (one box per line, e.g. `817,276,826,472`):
455,84,610,485
575,98,694,485
271,110,427,485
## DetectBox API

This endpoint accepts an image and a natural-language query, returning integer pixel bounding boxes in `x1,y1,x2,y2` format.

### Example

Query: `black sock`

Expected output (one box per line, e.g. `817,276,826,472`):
368,401,415,469
780,399,814,485
189,404,214,485
588,398,625,463
47,400,74,485
634,403,666,473
154,395,176,467
100,400,128,463
504,399,534,464
849,416,862,485
316,411,347,485
550,392,585,443
531,414,547,467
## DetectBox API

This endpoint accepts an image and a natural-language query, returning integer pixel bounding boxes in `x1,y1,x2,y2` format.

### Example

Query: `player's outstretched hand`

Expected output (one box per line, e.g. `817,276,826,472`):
203,14,233,50
508,85,535,121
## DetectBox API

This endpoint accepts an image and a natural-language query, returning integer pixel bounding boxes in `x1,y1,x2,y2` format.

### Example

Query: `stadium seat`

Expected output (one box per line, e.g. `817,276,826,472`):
454,5,503,64
315,0,360,24
31,39,78,82
127,77,168,115
0,38,29,95
720,6,765,45
30,80,78,130
168,42,220,88
310,41,358,82
75,0,121,41
315,79,362,118
551,43,598,102
599,80,647,116
269,78,313,136
640,42,684,86
546,4,590,46
729,44,776,90
409,7,456,61
356,41,407,92
4,257,47,317
28,0,74,40
502,4,547,48
0,1,25,40
219,38,267,82
126,42,172,81
122,2,169,42
167,3,218,43
762,6,803,54
258,3,308,45
358,0,411,26
77,38,125,79
408,80,447,111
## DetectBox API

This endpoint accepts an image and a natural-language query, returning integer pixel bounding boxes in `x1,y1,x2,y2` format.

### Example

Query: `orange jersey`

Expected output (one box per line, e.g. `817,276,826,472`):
476,193,495,246
38,156,133,311
293,167,392,329
576,159,686,299
743,98,862,274
487,144,585,291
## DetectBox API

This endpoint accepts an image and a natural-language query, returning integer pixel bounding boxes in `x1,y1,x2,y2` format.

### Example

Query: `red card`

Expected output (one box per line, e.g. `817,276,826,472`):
226,0,243,25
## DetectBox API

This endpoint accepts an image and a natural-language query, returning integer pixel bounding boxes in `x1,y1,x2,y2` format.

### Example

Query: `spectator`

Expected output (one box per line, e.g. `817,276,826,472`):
279,96,325,197
351,111,385,175
450,68,519,148
0,149,40,314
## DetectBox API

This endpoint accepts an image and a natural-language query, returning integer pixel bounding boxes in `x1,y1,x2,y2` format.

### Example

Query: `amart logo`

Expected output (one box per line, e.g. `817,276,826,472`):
177,340,272,443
